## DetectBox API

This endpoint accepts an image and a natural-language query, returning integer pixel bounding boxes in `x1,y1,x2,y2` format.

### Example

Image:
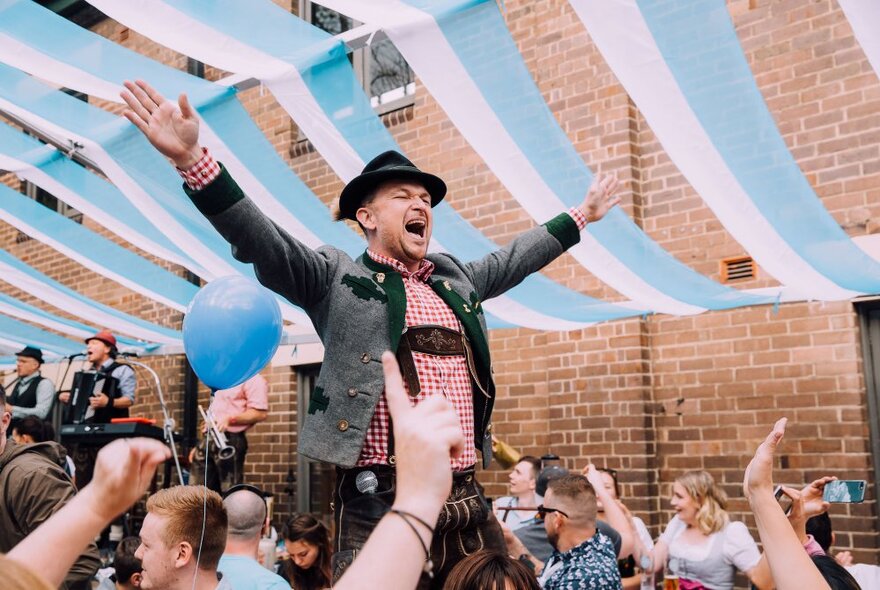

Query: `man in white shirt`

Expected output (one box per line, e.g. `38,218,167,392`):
494,456,543,530
5,346,56,428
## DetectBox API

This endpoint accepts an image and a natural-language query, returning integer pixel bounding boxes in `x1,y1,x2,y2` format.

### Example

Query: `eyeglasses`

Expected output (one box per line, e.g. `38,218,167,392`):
536,504,569,521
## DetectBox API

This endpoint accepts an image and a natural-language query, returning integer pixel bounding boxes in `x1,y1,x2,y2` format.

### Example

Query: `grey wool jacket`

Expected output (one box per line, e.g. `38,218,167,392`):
185,166,582,468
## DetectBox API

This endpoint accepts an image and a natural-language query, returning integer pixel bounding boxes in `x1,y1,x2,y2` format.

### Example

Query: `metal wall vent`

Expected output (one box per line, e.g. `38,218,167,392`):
721,256,756,282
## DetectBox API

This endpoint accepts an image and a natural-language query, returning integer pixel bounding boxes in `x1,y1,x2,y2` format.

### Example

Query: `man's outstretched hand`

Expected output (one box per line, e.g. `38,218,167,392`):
121,80,203,169
579,173,621,223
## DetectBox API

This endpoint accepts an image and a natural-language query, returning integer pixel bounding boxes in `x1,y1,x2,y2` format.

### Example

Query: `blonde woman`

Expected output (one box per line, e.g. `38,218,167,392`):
653,470,770,590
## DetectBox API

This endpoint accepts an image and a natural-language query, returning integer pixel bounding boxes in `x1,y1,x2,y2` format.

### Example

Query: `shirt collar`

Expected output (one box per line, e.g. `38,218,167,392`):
561,530,606,561
366,250,434,281
93,358,114,370
17,371,40,384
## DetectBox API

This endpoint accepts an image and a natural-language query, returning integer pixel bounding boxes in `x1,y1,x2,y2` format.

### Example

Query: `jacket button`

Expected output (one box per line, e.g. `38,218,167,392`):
347,387,358,397
361,353,371,363
337,419,350,432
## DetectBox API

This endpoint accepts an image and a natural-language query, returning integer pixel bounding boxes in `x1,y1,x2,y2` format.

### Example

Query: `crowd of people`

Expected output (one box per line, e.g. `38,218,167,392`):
2,79,876,589
1,355,875,590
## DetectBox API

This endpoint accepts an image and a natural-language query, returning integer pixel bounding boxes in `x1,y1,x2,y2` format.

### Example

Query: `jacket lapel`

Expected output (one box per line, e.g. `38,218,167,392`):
361,253,407,352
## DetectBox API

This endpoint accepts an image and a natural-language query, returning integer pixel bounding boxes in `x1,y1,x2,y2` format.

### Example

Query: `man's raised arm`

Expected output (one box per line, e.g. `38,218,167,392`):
464,171,621,302
120,79,335,309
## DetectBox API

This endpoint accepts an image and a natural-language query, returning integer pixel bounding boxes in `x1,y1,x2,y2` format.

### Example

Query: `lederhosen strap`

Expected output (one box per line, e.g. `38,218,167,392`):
389,325,480,463
395,325,466,397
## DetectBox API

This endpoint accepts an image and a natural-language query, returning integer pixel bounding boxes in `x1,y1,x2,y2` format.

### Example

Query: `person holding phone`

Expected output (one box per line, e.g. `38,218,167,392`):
651,470,768,590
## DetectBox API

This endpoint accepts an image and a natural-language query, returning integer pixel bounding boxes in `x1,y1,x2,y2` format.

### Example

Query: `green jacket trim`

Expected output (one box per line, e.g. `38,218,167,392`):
360,254,407,353
429,279,490,381
183,165,244,216
543,212,581,251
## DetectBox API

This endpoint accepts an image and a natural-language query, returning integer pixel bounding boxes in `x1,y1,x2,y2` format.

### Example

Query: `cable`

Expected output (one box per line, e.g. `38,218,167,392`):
192,434,210,590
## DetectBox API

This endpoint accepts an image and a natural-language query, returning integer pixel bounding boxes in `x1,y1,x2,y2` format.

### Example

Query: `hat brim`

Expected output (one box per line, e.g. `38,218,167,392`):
337,167,447,221
85,336,116,348
15,352,43,363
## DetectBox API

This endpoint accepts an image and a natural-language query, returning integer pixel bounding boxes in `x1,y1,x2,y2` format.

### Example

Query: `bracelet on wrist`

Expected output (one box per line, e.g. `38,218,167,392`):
389,508,434,578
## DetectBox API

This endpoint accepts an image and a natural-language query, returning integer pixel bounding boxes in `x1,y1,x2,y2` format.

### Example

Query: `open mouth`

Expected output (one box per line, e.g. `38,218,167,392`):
405,219,426,239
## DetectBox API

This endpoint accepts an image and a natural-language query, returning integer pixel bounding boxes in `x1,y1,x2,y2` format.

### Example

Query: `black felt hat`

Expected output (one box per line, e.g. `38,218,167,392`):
15,346,44,364
337,150,447,221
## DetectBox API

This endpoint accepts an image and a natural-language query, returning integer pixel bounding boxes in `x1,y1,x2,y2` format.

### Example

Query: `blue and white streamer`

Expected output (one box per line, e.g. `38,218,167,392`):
79,0,647,329
0,120,200,273
0,182,199,312
0,312,85,357
316,0,771,314
569,0,880,300
0,291,154,351
0,248,181,345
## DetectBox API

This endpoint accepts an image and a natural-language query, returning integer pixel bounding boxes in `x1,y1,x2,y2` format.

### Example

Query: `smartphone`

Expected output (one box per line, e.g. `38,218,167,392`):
773,485,792,514
822,480,867,503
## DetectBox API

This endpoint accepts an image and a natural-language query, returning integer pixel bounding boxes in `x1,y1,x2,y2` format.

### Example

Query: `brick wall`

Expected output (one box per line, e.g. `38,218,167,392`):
2,0,879,573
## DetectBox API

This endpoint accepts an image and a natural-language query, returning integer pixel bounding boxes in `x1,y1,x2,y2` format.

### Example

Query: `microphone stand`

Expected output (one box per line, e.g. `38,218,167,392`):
54,354,85,433
121,357,184,485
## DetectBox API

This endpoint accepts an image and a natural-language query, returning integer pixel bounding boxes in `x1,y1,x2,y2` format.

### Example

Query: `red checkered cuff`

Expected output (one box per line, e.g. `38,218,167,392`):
177,148,221,191
568,207,588,230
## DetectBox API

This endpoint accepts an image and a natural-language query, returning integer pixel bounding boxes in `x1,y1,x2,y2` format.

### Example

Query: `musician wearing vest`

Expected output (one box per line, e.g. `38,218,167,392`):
4,346,56,430
59,330,137,489
120,79,622,589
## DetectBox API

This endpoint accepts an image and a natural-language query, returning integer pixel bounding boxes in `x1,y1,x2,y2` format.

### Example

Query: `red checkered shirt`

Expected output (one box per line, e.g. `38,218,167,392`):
357,251,477,469
178,147,222,190
180,151,589,470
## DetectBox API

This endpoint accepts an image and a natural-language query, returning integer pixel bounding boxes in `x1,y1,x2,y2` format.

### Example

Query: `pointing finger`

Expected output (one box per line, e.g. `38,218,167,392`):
382,351,410,419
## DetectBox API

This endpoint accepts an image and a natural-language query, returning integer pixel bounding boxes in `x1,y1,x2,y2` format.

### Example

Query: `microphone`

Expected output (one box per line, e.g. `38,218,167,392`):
66,351,86,360
118,351,140,358
355,470,379,495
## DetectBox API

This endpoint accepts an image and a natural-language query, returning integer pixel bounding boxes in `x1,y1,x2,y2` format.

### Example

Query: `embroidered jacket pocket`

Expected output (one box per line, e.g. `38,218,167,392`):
341,274,388,304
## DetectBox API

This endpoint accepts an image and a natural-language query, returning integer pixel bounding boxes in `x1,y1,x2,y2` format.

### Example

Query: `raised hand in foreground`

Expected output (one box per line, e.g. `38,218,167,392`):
335,352,464,590
744,418,831,590
7,438,170,588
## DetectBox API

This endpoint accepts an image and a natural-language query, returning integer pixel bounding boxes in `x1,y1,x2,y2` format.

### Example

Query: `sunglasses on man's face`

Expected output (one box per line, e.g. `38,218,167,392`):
536,504,569,521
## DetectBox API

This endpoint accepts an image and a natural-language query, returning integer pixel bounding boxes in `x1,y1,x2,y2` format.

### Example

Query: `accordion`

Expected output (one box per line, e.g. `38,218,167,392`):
62,370,120,424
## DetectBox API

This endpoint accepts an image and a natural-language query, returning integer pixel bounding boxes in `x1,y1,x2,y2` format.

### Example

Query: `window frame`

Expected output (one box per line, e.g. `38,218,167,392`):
298,0,415,116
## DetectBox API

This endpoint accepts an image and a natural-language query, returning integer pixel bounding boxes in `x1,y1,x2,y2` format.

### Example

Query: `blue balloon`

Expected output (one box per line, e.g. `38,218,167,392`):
183,276,283,390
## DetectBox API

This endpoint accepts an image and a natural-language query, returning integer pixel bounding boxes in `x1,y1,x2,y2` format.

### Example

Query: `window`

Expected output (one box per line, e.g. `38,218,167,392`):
295,364,336,518
22,182,80,219
300,2,415,111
